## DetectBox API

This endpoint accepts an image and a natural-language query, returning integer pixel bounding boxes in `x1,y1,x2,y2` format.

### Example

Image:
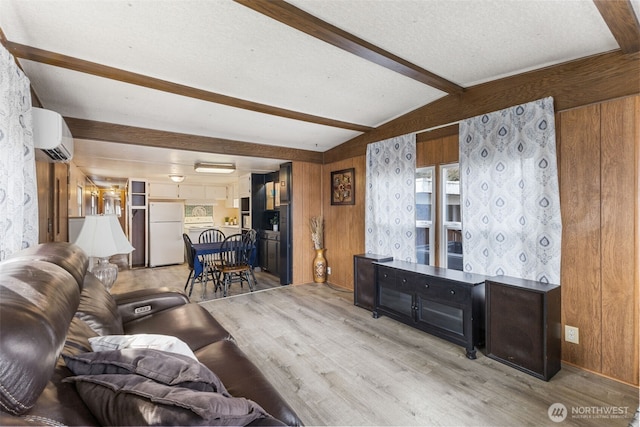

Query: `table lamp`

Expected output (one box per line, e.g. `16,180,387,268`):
74,214,134,291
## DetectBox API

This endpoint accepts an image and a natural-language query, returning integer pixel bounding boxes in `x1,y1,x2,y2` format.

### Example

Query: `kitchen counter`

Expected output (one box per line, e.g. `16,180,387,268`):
218,225,241,237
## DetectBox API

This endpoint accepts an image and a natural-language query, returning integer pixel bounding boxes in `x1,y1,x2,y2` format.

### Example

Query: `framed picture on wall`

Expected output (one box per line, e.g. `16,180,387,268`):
331,168,355,205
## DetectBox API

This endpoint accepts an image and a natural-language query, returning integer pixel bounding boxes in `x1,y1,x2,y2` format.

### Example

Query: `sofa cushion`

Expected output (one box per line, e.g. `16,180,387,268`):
195,340,303,427
63,349,228,393
75,273,124,335
0,318,102,426
88,334,197,360
0,260,81,415
64,316,99,356
64,374,269,426
123,303,234,351
7,242,88,289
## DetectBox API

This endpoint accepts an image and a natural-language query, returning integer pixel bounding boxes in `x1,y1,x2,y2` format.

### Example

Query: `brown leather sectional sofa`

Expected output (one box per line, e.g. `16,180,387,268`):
0,242,302,426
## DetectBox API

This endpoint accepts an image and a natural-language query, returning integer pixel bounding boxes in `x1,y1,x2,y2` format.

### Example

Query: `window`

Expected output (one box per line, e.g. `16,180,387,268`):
415,162,464,270
440,164,463,270
90,191,98,215
77,185,83,217
415,167,434,265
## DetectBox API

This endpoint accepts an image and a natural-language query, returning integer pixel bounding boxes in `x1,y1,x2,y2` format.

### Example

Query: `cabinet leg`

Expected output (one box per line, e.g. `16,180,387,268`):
466,348,477,360
372,311,379,319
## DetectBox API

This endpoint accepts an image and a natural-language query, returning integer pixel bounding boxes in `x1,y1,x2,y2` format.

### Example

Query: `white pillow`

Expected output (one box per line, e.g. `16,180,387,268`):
88,334,197,360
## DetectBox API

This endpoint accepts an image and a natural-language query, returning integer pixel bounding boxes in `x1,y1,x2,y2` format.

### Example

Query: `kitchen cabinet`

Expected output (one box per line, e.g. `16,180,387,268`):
225,183,238,208
149,182,179,199
205,186,226,200
374,260,486,359
485,276,561,381
218,225,241,237
149,182,229,201
130,180,147,208
266,181,275,210
252,166,291,285
179,184,205,200
240,197,251,232
128,179,148,268
279,162,292,285
259,231,279,276
238,174,251,197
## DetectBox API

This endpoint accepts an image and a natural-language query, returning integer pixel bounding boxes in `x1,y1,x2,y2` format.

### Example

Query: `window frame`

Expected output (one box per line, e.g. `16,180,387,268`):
415,166,435,266
439,163,462,270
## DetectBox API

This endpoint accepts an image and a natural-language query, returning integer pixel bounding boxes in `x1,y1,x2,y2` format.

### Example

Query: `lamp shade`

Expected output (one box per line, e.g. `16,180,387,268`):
74,215,134,258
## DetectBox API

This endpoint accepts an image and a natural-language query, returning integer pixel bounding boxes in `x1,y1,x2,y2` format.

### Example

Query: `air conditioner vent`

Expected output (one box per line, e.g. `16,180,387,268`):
40,147,72,162
32,108,73,162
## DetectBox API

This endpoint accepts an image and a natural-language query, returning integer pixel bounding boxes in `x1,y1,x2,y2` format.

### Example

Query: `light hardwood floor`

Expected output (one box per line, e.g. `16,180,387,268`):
112,266,638,426
111,263,282,303
200,283,639,427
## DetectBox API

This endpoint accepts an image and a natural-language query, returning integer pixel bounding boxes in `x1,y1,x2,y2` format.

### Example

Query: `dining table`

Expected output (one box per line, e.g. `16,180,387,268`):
191,241,224,273
191,241,257,274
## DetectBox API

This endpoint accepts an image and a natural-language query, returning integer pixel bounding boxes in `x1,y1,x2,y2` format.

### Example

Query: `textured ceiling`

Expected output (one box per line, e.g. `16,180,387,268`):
0,0,637,186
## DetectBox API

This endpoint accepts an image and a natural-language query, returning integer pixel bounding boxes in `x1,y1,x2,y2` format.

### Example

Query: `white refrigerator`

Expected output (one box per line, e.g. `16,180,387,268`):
148,202,184,267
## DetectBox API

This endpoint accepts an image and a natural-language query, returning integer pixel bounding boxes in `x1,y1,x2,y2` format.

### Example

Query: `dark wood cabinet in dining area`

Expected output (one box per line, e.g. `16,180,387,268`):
259,230,279,276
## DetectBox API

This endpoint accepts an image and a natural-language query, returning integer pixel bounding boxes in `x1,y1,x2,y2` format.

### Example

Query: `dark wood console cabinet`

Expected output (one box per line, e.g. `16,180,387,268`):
354,254,393,312
374,260,486,359
485,276,561,381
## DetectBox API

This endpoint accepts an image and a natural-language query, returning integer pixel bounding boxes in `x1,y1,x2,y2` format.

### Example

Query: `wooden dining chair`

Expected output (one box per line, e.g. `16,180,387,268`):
243,229,258,286
198,228,225,290
215,233,256,297
182,233,208,297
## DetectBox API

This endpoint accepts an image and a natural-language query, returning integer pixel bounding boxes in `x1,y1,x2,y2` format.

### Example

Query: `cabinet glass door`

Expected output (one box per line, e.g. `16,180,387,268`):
379,287,413,318
419,299,463,335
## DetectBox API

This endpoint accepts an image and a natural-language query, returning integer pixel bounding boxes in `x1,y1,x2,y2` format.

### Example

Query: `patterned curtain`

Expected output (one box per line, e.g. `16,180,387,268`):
459,97,561,284
0,44,38,260
365,134,416,262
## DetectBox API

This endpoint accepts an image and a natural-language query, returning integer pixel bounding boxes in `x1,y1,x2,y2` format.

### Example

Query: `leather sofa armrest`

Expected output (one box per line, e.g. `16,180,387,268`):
112,288,190,324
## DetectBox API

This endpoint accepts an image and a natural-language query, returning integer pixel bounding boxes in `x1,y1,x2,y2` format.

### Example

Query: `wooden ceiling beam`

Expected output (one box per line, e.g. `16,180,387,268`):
4,40,372,133
234,0,463,95
325,50,640,163
593,0,640,54
64,117,324,164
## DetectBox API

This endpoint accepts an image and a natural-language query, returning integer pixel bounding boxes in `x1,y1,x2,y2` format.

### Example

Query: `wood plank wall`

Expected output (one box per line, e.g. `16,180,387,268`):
321,155,366,289
319,95,639,386
558,96,639,385
291,161,323,285
36,162,69,243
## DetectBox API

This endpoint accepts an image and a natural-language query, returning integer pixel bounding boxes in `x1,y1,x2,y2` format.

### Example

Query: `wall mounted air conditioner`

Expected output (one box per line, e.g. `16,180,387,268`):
32,107,73,162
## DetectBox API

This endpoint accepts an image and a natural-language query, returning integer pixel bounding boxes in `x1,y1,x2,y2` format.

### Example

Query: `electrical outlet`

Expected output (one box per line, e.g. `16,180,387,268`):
565,325,579,344
327,266,332,275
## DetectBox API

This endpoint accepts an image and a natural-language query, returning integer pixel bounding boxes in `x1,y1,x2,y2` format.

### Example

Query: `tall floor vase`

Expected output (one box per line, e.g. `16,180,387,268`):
313,248,327,283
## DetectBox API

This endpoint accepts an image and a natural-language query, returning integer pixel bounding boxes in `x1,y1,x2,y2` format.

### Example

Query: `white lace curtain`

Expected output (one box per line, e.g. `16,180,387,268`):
459,97,562,284
0,44,38,260
365,134,416,262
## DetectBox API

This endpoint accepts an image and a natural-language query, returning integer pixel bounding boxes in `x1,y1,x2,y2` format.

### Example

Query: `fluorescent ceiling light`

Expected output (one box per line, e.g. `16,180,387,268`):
194,162,235,174
169,175,185,182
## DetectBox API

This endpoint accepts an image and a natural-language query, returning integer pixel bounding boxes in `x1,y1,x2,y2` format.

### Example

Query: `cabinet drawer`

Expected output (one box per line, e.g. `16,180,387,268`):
377,267,395,288
416,279,469,304
395,271,420,292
